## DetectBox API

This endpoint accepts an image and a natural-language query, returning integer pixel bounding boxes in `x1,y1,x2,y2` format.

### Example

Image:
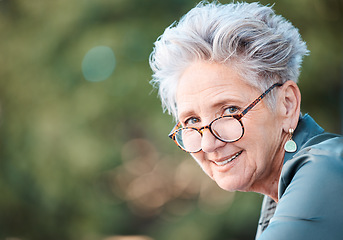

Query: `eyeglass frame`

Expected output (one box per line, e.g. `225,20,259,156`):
168,82,283,153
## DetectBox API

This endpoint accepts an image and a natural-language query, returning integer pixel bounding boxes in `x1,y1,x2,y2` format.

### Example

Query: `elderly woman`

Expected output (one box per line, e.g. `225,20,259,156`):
149,1,343,239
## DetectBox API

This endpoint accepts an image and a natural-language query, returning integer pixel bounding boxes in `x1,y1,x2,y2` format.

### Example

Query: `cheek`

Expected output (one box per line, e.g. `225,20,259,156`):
190,153,214,175
239,120,263,146
239,117,280,154
190,152,205,165
242,119,283,163
242,111,280,140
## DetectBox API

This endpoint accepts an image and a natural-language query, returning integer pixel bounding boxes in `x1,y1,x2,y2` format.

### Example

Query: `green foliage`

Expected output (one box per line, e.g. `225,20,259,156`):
0,0,341,239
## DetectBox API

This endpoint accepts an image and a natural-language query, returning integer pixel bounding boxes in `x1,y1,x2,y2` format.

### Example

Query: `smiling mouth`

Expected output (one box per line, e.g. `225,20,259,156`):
213,151,243,166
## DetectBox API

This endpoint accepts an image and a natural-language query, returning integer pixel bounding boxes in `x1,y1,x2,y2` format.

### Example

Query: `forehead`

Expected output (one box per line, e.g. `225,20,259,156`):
176,61,256,118
178,61,243,91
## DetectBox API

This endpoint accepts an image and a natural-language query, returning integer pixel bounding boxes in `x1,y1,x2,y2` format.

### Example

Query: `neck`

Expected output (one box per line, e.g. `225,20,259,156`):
257,165,282,203
250,137,288,203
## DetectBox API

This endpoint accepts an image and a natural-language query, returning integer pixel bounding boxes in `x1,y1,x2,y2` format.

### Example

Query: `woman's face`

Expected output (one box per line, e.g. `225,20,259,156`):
176,61,285,193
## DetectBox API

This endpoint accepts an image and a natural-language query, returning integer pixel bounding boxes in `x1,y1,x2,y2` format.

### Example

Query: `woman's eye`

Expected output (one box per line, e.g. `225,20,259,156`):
185,117,200,126
224,106,239,115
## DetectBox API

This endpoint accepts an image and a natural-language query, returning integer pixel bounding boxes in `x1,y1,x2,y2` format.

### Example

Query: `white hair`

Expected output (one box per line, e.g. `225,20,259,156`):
149,1,309,119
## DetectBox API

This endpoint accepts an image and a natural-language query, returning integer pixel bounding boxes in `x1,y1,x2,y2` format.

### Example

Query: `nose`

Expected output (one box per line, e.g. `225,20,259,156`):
200,128,225,153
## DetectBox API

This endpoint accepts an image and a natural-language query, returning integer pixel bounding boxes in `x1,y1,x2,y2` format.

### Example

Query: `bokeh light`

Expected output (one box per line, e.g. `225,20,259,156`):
82,46,116,82
110,138,235,218
0,0,341,239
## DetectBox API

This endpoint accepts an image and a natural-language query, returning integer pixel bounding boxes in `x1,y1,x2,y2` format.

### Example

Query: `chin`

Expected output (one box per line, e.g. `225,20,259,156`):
214,176,250,192
215,179,237,192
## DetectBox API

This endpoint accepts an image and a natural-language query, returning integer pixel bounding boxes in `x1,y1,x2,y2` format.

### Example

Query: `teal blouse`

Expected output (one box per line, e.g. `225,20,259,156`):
256,114,343,240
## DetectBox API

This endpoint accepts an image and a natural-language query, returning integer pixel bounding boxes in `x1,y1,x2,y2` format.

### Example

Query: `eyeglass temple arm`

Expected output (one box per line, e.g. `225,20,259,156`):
241,83,283,116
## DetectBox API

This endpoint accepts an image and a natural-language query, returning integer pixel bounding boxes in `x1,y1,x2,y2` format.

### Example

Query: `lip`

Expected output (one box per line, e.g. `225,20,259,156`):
210,150,243,166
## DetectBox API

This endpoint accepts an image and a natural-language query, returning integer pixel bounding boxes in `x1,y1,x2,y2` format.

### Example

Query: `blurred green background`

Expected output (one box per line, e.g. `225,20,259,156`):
0,0,342,239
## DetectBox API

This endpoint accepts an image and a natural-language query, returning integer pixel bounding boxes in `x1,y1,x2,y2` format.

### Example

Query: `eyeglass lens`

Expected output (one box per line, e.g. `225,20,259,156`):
174,116,243,152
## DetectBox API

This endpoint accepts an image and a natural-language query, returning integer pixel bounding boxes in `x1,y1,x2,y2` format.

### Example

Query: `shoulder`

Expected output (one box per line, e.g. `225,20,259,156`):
278,133,343,223
279,133,343,199
257,134,343,239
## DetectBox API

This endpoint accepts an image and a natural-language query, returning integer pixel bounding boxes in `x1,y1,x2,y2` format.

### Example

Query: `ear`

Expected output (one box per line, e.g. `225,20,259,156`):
278,81,301,132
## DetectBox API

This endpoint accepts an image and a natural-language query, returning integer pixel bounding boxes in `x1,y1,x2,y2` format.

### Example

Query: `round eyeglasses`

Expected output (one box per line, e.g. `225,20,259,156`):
169,82,283,153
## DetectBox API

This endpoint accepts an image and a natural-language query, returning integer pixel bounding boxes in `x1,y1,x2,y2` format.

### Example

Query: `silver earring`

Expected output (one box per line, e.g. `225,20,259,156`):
284,128,297,153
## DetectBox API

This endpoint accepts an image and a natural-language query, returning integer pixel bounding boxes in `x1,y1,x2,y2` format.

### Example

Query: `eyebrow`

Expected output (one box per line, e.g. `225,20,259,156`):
211,97,245,108
178,110,197,124
177,96,246,122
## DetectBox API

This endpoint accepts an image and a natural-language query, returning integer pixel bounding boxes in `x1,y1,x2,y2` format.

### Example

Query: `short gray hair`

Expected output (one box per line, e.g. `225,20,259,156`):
149,1,309,119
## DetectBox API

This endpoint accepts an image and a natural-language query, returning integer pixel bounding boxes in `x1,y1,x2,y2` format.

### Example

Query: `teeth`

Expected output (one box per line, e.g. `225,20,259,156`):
214,151,242,166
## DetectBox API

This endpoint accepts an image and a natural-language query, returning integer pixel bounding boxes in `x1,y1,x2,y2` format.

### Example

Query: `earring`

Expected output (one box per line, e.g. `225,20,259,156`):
284,128,297,153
